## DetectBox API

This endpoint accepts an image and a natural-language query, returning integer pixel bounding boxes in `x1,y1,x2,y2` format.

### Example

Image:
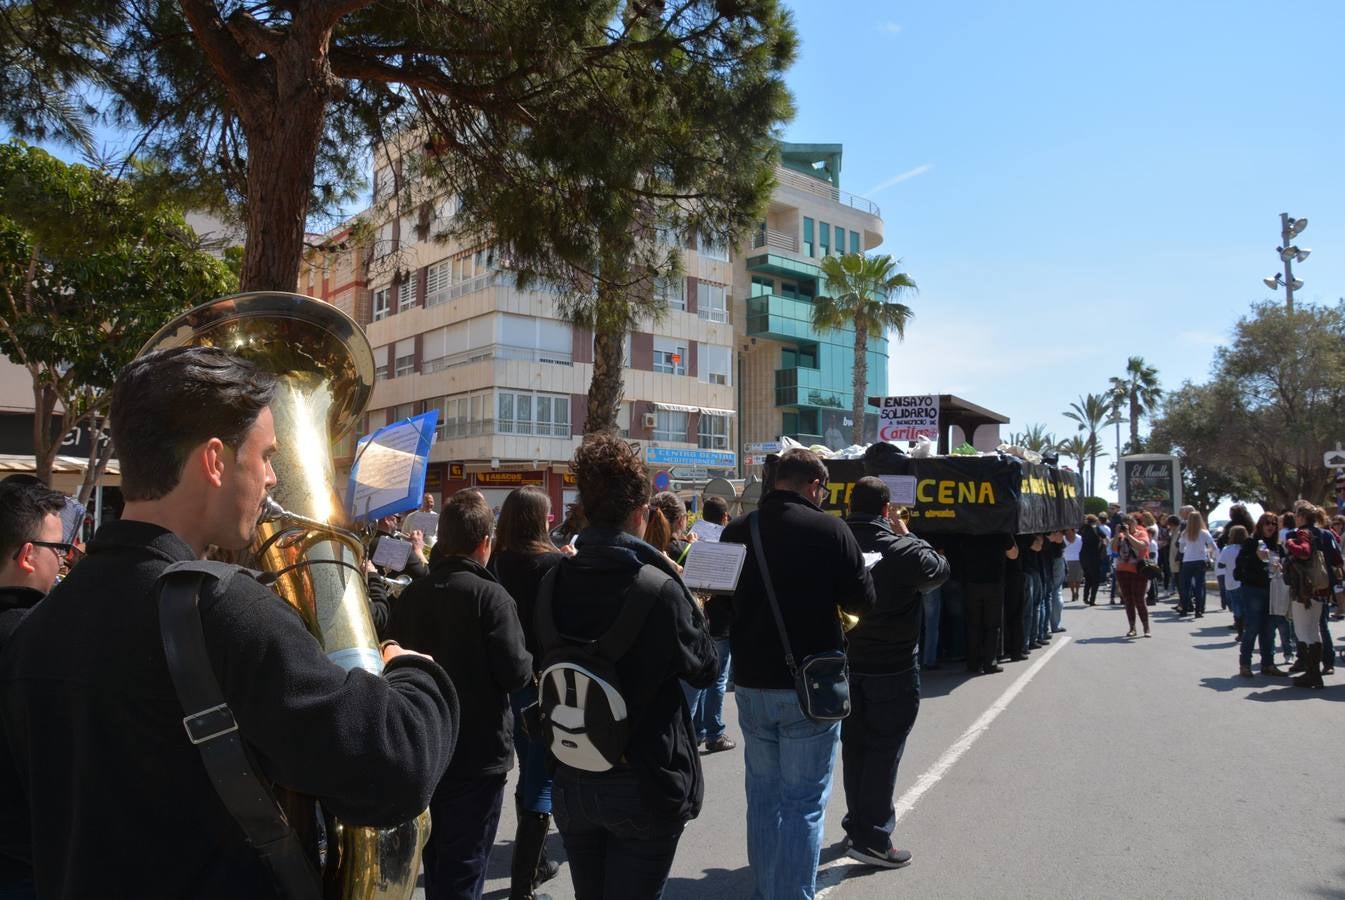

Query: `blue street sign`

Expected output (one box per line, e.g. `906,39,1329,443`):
645,447,736,469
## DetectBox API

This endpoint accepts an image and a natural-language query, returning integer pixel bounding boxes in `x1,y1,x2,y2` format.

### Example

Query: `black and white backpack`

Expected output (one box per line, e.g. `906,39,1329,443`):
533,564,666,772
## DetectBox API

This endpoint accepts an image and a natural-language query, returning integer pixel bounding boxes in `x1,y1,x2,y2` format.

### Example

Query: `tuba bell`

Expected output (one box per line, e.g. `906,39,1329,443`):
140,292,430,900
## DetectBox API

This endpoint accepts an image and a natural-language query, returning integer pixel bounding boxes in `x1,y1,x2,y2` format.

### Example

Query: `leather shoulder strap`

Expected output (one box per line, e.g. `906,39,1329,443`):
157,564,321,899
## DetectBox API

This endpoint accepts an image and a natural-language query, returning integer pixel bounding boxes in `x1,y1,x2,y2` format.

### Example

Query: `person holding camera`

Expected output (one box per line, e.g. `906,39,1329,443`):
1113,517,1152,638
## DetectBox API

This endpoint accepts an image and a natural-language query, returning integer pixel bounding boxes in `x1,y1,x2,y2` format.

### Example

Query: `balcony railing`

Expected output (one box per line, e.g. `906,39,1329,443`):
435,418,574,440
426,271,501,308
752,225,800,253
773,166,880,218
422,343,573,374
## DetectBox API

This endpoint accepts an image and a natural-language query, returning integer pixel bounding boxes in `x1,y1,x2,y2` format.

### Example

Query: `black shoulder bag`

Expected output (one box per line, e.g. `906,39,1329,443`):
748,512,850,722
156,560,321,899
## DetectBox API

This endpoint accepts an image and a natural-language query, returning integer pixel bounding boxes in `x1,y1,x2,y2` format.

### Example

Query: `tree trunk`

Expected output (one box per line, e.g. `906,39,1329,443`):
31,378,58,486
585,283,625,436
1129,394,1141,451
1088,449,1097,497
237,40,332,291
76,415,114,507
850,321,867,447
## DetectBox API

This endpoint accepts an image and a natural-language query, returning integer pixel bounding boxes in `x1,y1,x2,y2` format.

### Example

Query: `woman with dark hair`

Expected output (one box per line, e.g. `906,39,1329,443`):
650,492,691,567
489,486,564,900
541,435,717,899
1113,517,1152,638
1236,515,1288,678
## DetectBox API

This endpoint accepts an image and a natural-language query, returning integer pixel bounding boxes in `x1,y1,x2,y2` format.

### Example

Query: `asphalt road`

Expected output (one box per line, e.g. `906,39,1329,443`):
424,588,1345,899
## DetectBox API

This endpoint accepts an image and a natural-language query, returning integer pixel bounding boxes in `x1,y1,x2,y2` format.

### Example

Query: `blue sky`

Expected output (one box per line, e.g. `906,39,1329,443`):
781,0,1345,479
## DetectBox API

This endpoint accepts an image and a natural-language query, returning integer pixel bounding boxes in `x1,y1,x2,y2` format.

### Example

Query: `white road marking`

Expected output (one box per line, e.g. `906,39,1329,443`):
815,636,1072,897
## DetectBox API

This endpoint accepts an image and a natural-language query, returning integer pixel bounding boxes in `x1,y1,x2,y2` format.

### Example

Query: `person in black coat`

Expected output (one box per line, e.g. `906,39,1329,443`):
0,347,459,899
386,489,533,900
0,479,69,896
542,433,717,900
487,486,568,900
841,477,949,868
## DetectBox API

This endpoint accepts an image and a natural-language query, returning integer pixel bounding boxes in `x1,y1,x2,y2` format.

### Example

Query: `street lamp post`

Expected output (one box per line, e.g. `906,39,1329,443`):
1263,213,1309,314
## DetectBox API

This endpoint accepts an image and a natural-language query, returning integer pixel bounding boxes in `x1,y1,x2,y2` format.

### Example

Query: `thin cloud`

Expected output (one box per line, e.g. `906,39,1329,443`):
879,21,902,34
1179,330,1224,347
865,164,932,196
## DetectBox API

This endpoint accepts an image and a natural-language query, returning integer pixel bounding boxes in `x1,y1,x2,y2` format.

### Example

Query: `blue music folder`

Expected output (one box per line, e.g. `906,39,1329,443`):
345,409,439,522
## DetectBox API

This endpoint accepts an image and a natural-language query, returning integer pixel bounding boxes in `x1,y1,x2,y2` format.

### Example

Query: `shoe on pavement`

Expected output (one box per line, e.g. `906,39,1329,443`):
846,845,913,869
1262,664,1288,676
1239,665,1254,677
981,664,1004,674
1143,631,1151,638
704,736,736,753
1126,629,1137,638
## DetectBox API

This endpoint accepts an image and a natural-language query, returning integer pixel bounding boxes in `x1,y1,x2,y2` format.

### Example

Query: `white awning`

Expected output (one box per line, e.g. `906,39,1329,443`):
0,454,121,491
652,402,736,417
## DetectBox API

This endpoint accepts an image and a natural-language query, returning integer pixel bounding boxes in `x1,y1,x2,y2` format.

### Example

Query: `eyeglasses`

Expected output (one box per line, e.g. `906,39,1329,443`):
12,541,83,565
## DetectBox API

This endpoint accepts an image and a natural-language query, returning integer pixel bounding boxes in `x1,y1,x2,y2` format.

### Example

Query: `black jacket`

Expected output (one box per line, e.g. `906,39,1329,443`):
0,520,458,899
843,515,950,672
721,491,875,690
488,548,564,667
1235,538,1270,590
386,556,532,782
0,586,42,883
546,531,717,821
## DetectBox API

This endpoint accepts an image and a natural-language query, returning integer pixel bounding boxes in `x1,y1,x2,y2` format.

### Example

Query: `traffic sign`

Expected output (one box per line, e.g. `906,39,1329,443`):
1326,446,1345,468
746,441,782,454
653,470,671,491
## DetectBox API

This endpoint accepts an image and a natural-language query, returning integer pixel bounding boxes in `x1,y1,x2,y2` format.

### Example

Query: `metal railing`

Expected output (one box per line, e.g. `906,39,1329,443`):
435,418,574,440
426,271,501,308
773,166,880,218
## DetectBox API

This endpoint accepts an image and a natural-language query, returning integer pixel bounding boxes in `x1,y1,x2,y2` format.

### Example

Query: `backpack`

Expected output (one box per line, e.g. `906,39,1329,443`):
533,563,667,772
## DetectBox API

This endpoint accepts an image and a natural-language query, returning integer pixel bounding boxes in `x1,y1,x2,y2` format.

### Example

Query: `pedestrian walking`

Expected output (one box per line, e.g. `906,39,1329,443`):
1233,520,1287,679
1112,519,1151,638
1063,528,1083,603
840,478,949,870
721,448,875,899
1177,513,1218,618
1079,515,1105,607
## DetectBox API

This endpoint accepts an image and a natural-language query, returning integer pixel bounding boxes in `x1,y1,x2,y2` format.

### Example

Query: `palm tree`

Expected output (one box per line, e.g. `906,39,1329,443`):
1063,392,1118,496
1006,423,1061,455
813,253,917,446
0,3,100,153
1059,434,1106,493
1108,356,1162,452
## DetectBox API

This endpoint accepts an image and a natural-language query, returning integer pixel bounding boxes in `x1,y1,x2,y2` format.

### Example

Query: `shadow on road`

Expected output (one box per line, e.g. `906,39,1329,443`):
1199,675,1248,693
664,865,755,898
1192,641,1237,650
1075,636,1135,645
1245,684,1345,703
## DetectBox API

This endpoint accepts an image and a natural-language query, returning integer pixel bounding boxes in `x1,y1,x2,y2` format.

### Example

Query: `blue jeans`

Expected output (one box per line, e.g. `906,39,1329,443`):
1021,572,1042,651
685,637,732,742
737,687,840,900
1239,585,1273,668
1320,601,1336,663
1179,561,1207,614
1049,557,1066,630
511,685,553,814
920,588,942,666
423,774,506,900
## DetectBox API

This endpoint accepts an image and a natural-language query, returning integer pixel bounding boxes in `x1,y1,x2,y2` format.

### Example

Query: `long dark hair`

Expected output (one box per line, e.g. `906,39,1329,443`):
1256,512,1281,549
492,486,554,557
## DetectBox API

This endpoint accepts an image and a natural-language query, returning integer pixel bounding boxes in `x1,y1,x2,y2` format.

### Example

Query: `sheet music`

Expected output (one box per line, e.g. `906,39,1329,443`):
689,519,724,543
879,475,917,506
372,537,413,571
862,551,883,570
681,541,747,593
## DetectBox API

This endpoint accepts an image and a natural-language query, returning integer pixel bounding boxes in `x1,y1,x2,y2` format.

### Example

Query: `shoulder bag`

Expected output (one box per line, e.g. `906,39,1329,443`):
748,512,850,723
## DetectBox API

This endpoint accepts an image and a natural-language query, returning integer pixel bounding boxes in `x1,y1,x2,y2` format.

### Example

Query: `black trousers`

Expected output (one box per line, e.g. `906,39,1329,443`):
963,581,1004,669
1002,571,1025,659
553,767,685,900
841,666,921,854
423,773,507,900
1081,555,1102,605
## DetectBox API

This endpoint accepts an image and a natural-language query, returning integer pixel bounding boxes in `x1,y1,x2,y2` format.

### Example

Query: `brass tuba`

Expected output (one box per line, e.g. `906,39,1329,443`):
141,292,430,900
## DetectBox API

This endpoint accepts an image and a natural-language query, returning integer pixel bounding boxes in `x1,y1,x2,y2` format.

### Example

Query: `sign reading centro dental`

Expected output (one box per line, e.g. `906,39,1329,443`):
645,447,736,469
877,395,940,443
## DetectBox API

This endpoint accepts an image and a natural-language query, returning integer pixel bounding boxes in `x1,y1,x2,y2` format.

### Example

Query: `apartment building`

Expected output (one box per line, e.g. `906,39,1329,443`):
299,140,887,509
733,143,888,456
301,153,738,515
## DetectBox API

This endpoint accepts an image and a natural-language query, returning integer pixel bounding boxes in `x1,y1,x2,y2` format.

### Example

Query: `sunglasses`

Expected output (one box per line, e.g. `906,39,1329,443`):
13,541,83,565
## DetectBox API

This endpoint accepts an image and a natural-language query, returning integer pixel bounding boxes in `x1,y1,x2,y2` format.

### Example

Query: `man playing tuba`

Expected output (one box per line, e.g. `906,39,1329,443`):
0,347,460,898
